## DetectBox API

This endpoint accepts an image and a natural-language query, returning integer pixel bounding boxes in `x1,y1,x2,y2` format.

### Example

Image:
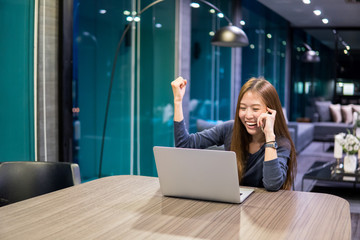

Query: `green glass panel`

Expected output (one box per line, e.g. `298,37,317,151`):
74,0,133,180
290,29,335,120
242,0,288,104
138,0,175,177
190,0,232,132
0,0,34,161
74,0,175,180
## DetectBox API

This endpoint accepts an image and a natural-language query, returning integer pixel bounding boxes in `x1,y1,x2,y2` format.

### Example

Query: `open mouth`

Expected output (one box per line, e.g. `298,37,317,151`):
245,122,257,128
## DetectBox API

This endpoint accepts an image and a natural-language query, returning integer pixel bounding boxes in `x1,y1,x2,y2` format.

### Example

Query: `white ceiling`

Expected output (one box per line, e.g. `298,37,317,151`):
257,0,360,49
257,0,360,28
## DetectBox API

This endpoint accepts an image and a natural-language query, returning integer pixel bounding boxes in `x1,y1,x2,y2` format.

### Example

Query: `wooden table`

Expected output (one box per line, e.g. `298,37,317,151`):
0,175,351,239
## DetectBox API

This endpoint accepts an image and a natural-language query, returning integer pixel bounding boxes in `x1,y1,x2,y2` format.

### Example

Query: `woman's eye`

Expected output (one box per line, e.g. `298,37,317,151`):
253,108,260,111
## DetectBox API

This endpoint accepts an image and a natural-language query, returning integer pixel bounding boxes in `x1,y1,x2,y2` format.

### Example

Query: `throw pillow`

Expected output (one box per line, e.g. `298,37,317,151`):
314,101,332,122
341,105,353,124
329,104,342,123
352,104,360,113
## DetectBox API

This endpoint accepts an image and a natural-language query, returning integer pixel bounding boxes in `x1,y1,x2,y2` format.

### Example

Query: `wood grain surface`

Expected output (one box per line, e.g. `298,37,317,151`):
0,175,351,240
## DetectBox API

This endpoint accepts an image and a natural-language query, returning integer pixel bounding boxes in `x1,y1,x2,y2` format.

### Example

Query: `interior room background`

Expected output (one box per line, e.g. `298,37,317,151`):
1,0,359,182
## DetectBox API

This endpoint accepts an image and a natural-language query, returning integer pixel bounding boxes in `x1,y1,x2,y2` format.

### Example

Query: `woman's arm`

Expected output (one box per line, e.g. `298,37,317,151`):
171,77,187,122
174,120,233,149
262,145,289,191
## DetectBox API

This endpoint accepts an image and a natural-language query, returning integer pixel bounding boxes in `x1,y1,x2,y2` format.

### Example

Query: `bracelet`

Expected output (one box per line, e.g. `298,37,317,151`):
265,140,276,144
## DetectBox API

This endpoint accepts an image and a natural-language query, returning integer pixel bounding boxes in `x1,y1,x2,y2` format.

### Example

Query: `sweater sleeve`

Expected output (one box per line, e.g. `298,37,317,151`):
262,146,289,191
174,120,231,149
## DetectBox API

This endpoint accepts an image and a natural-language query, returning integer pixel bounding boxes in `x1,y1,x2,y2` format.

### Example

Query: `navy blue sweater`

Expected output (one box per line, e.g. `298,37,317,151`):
174,120,290,191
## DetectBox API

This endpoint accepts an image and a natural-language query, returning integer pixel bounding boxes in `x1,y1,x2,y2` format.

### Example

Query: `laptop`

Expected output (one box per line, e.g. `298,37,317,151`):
153,146,254,204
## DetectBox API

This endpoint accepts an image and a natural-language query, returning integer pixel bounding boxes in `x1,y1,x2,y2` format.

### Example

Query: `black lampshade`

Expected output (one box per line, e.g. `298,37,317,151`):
302,50,320,63
211,25,249,47
302,43,320,63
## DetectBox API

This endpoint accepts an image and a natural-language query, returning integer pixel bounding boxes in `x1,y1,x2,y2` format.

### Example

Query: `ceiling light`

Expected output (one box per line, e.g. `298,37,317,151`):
209,31,215,36
344,49,348,54
346,45,350,50
267,33,272,39
217,13,224,18
190,2,200,8
209,9,215,14
155,23,162,28
313,10,321,16
126,16,133,22
133,16,140,22
99,9,107,14
250,44,255,49
123,10,131,15
240,20,245,26
302,0,311,4
322,18,329,24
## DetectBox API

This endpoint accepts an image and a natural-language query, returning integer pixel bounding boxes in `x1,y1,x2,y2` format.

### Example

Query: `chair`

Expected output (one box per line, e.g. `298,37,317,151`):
0,161,81,206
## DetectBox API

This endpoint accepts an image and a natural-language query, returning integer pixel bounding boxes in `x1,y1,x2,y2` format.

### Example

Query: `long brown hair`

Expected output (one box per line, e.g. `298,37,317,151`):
230,77,296,190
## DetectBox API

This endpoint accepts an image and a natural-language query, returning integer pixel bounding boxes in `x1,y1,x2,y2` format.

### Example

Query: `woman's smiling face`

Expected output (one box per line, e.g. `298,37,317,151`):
238,91,267,137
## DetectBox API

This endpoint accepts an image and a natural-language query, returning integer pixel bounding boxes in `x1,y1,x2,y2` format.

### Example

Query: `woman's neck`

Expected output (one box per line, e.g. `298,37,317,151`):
251,133,265,144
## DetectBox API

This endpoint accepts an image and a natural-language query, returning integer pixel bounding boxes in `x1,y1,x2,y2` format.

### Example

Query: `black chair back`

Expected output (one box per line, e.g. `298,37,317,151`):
0,161,81,206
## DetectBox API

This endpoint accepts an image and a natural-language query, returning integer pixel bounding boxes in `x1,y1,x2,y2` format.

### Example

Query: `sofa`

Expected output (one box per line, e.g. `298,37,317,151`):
282,108,314,153
312,101,358,142
287,122,314,153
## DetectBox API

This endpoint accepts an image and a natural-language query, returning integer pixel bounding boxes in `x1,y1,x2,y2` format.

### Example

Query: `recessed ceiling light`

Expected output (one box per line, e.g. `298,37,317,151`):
313,10,321,16
302,0,311,4
322,18,329,24
99,9,107,14
240,20,245,26
266,33,272,39
190,2,200,8
217,13,224,18
123,10,131,16
209,31,215,36
209,9,215,14
346,45,350,50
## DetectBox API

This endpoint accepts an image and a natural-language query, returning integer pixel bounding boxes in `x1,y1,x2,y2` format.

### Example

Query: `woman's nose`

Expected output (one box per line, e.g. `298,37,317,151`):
245,109,253,118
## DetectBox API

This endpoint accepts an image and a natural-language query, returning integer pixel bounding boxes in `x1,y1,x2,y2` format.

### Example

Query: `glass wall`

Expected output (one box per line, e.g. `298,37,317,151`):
241,0,289,104
189,0,232,132
290,29,335,120
0,0,35,161
73,0,175,181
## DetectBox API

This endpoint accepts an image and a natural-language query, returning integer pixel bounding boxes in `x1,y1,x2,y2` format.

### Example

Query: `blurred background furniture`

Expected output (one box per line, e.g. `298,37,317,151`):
312,101,354,142
0,161,81,206
287,122,314,153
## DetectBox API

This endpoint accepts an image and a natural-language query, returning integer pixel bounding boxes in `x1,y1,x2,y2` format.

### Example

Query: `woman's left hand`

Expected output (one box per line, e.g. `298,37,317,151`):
257,107,276,141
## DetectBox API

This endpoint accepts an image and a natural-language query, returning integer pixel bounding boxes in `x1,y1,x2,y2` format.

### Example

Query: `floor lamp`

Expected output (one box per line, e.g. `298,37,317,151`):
98,0,249,178
302,43,320,63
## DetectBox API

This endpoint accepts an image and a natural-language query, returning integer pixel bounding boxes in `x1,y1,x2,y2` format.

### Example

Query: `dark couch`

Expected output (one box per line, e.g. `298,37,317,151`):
312,101,354,142
287,122,314,153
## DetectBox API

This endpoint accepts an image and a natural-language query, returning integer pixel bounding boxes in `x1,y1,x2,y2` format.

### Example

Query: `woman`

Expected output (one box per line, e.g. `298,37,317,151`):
171,76,296,191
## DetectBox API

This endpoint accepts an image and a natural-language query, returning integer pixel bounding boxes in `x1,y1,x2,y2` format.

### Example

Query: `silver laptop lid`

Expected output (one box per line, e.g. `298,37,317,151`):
153,146,249,204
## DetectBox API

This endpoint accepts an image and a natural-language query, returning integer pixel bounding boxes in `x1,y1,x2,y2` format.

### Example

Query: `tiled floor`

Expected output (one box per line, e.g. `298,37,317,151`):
295,141,360,240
